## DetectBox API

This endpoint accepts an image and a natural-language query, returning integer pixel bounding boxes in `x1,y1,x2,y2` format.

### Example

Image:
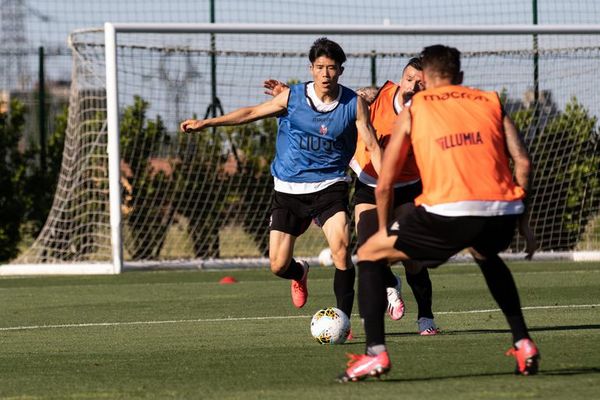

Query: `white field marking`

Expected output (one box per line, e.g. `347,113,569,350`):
436,303,600,315
0,304,598,332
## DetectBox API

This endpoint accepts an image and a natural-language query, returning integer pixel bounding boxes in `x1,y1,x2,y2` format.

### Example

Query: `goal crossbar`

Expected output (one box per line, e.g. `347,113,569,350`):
107,22,600,35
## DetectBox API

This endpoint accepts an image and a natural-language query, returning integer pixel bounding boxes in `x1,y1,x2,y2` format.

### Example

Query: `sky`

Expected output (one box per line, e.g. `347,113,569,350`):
2,0,600,123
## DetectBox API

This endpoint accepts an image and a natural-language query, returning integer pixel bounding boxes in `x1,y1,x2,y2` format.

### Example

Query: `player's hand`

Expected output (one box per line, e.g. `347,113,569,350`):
263,79,288,97
518,213,537,260
355,87,377,104
180,119,206,133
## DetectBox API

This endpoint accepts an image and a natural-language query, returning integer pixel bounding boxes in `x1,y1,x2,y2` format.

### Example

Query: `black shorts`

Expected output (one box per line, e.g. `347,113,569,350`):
270,182,349,237
353,179,422,208
390,203,518,263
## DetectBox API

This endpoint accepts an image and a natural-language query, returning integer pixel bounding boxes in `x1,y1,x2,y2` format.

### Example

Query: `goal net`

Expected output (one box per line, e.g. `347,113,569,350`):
6,23,600,274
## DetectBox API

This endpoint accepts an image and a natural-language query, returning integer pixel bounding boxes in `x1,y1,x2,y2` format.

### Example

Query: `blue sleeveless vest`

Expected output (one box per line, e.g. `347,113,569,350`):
271,82,358,183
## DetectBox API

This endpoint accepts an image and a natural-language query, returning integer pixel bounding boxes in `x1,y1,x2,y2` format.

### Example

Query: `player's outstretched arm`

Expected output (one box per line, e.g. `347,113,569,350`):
374,107,411,231
503,114,536,259
180,89,289,133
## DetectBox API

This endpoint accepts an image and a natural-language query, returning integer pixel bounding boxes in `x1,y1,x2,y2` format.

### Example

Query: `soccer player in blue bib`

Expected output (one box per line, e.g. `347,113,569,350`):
181,38,381,322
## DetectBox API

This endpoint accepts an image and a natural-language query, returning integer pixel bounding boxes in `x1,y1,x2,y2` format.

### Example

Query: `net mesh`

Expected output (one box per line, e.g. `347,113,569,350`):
14,28,600,266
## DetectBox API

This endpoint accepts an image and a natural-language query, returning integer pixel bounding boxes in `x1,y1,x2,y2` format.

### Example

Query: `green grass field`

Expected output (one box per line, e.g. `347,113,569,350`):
1,261,599,399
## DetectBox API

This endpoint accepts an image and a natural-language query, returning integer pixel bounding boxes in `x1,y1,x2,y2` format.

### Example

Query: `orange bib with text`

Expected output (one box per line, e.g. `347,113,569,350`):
352,81,420,184
409,85,525,207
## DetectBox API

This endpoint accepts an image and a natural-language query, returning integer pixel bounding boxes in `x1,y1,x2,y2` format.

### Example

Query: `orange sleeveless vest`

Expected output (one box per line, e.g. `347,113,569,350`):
351,81,420,184
409,85,525,207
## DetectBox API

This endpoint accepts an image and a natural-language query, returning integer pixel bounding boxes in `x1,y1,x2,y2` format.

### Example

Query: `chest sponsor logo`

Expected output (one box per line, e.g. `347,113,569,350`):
299,136,344,152
436,131,483,150
423,91,490,102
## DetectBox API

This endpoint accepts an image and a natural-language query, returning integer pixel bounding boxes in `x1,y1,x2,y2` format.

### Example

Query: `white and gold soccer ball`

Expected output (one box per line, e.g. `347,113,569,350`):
310,307,350,345
318,247,333,267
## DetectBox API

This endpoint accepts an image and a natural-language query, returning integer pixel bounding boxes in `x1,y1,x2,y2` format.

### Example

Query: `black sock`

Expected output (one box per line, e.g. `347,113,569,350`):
383,264,397,288
358,260,388,348
334,267,355,318
276,258,305,281
474,254,530,343
405,266,434,319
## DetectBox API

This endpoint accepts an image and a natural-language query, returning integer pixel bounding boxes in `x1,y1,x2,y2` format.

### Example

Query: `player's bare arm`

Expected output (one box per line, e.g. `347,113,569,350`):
503,114,536,259
374,108,411,230
180,89,289,132
374,107,411,231
503,114,531,191
355,86,378,105
355,96,382,173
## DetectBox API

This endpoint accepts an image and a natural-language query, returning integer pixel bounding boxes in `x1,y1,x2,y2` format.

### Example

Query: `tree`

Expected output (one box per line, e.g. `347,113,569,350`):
22,105,68,240
223,118,277,256
512,97,600,250
0,99,29,261
120,96,176,259
173,126,229,258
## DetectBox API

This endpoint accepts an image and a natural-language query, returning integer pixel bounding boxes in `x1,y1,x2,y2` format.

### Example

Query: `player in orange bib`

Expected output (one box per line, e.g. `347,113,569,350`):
350,58,438,335
339,45,539,382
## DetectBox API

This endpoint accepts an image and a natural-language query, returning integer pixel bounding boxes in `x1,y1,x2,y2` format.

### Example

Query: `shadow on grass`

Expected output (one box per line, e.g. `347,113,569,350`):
371,366,600,383
386,323,600,337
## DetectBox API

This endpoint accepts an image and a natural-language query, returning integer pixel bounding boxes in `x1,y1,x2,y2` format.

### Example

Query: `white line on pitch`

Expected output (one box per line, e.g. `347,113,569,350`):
436,303,600,314
0,304,598,332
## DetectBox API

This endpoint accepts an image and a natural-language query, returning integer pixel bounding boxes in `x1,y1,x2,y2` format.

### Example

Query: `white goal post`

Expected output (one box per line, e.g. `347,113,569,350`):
2,22,599,275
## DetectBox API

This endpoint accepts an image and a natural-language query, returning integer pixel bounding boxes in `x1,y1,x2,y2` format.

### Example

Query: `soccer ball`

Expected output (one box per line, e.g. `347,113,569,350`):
310,307,351,345
318,247,333,266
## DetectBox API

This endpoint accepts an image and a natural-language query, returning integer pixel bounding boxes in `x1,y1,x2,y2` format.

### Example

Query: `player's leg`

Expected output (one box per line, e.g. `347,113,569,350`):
341,205,455,381
321,210,355,319
391,181,436,329
312,182,356,319
356,229,408,351
339,229,401,382
269,192,312,308
403,261,437,334
356,202,399,288
354,203,378,247
269,229,310,308
470,216,539,375
268,229,298,276
355,201,404,320
470,248,539,375
354,179,408,292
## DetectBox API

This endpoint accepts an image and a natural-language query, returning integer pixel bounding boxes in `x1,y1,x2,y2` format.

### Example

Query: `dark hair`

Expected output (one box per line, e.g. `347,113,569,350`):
308,37,347,65
420,45,461,80
403,57,423,72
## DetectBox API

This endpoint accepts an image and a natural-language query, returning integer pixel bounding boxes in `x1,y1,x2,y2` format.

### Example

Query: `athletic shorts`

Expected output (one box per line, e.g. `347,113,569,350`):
270,182,349,237
389,203,518,263
352,179,422,208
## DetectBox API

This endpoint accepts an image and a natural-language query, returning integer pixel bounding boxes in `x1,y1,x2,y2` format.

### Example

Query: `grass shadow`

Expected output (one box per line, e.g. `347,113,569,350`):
366,366,600,383
386,323,600,337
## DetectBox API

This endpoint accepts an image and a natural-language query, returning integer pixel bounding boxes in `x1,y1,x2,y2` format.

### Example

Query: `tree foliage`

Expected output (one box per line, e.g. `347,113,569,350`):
0,100,29,260
117,96,279,260
222,118,277,256
512,97,600,250
120,96,176,259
